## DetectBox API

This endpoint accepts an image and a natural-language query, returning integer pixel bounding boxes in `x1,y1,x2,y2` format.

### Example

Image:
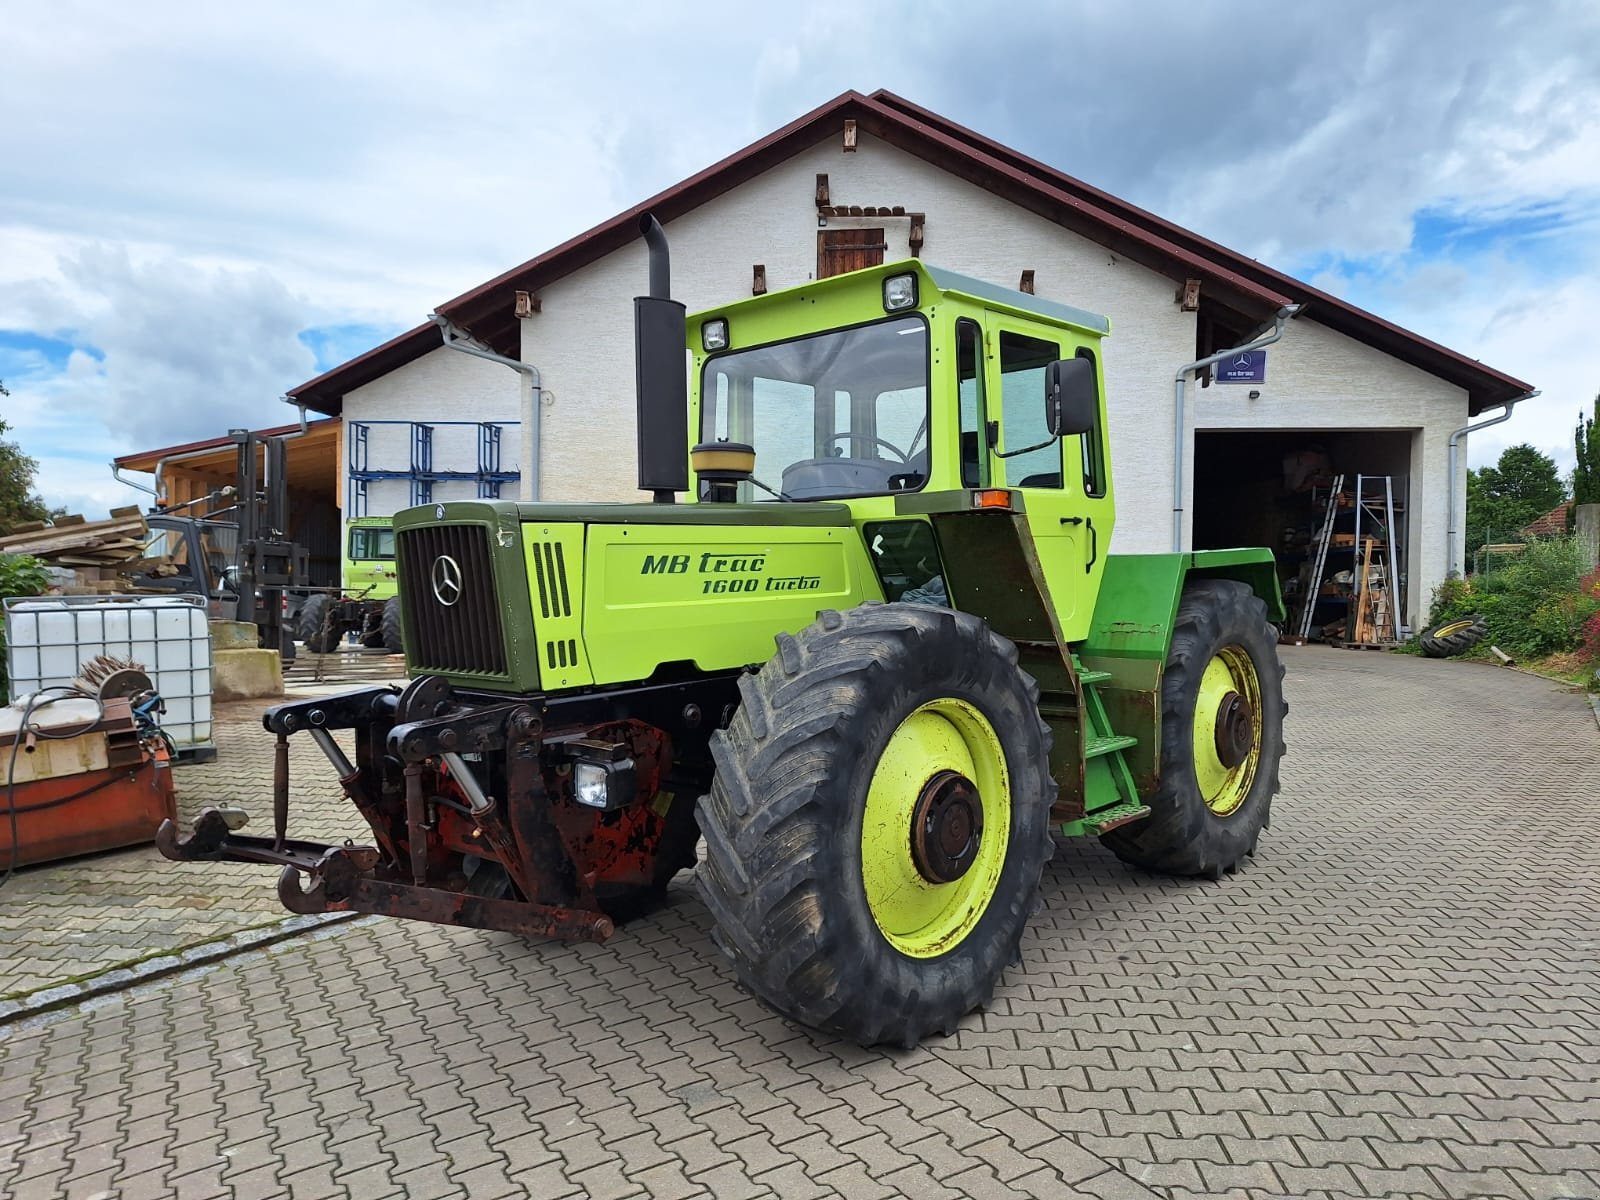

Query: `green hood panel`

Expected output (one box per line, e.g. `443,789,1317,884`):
394,501,881,693
580,521,880,684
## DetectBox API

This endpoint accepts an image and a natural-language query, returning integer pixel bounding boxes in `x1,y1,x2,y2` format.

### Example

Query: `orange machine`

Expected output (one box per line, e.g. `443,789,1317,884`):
0,694,177,868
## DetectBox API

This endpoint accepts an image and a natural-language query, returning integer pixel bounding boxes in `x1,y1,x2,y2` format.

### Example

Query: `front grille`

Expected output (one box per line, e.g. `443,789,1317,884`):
398,524,508,675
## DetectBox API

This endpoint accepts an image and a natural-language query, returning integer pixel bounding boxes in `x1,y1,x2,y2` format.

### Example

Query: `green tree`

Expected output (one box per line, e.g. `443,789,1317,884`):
1465,442,1567,554
1576,393,1600,508
0,380,61,533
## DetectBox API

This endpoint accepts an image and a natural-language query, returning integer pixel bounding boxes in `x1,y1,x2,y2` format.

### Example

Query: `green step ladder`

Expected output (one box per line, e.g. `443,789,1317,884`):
1061,656,1149,837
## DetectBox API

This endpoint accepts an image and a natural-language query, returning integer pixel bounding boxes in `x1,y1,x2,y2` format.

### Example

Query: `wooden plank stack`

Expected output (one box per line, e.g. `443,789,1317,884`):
0,506,152,594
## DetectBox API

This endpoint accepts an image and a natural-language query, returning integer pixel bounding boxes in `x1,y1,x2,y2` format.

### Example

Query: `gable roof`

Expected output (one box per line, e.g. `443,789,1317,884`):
288,89,1531,417
1521,500,1573,538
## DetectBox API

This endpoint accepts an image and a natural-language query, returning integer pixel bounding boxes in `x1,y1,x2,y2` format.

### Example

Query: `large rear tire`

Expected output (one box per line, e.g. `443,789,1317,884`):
297,594,340,655
1102,580,1286,879
380,597,404,655
696,603,1054,1048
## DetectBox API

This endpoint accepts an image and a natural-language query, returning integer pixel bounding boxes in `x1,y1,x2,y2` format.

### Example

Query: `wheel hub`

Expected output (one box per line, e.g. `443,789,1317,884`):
1213,691,1254,768
910,771,983,884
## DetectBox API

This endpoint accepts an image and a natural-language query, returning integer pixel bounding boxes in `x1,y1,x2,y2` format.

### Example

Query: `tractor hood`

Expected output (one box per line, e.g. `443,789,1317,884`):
391,500,880,693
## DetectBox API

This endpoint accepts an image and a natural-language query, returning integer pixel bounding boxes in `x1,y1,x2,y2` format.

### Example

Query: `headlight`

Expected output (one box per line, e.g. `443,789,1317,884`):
701,318,729,351
574,762,611,809
571,751,637,811
883,273,918,312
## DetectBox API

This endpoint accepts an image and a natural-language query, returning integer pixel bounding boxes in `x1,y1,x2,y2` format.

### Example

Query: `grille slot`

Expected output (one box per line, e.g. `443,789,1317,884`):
398,524,508,675
531,541,571,618
544,637,578,670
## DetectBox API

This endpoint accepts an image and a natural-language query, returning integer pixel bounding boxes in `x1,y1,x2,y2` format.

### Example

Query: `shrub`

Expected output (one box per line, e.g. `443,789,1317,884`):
0,552,52,703
1428,537,1594,660
1579,569,1600,666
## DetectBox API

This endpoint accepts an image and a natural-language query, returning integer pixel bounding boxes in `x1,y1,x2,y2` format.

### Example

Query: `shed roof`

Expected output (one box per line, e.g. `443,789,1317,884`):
287,89,1531,417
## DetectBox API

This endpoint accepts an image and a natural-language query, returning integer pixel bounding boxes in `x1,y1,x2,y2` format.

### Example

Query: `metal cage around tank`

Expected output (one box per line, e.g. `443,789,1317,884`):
3,594,215,756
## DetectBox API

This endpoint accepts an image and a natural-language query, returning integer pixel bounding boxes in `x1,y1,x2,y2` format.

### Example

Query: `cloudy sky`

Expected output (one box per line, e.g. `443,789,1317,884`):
3,0,1598,515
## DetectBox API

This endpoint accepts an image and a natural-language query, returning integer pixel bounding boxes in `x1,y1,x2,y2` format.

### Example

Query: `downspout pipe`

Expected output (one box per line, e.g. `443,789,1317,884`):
1446,389,1537,577
429,314,542,502
275,400,311,441
112,465,158,497
1171,304,1302,552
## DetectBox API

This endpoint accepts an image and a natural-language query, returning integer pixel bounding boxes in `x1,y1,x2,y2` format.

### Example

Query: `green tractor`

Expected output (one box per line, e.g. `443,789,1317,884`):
161,215,1286,1047
296,517,404,654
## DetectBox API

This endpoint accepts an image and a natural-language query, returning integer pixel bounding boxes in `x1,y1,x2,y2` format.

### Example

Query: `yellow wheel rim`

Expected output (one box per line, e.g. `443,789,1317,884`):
1191,646,1263,817
860,698,1010,959
1431,619,1474,638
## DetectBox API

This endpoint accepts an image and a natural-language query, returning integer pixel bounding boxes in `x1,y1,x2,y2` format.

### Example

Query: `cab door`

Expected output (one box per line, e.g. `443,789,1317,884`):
985,316,1112,642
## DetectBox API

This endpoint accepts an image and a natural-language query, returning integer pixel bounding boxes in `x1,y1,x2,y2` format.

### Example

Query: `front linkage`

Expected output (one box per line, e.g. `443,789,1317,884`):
157,674,730,942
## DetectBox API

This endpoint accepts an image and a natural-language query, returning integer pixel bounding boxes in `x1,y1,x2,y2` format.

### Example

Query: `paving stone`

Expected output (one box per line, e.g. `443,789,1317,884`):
0,650,1594,1200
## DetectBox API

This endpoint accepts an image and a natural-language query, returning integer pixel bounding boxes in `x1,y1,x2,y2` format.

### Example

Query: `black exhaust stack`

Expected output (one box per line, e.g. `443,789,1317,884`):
634,214,688,503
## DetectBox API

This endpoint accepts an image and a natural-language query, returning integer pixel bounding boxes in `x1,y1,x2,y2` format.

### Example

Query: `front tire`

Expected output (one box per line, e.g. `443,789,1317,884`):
1102,580,1286,879
696,603,1054,1048
381,597,405,654
297,594,340,655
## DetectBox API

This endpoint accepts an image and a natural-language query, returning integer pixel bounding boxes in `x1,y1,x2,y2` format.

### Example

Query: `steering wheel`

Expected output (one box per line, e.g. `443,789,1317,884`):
829,431,910,463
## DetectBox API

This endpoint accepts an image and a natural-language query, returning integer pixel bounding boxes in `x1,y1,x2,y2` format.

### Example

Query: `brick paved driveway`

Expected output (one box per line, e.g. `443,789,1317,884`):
0,689,384,1000
1,647,1596,1200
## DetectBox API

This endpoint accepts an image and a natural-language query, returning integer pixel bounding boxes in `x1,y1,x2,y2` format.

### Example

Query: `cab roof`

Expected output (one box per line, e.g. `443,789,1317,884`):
690,259,1111,339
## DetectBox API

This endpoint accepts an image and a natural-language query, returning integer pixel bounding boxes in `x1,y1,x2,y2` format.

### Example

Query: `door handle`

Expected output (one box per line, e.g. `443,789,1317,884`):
1084,516,1098,573
1059,517,1084,526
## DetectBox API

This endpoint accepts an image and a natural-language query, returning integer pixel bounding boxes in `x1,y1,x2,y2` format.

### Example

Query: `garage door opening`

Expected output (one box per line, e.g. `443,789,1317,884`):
1193,430,1415,642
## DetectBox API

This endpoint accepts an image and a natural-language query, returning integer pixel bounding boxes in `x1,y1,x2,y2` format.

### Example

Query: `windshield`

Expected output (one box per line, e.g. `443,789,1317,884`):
349,526,395,560
699,315,929,500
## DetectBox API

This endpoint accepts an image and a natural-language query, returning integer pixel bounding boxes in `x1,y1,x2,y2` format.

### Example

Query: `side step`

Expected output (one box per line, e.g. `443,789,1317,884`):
1085,733,1138,759
1084,803,1151,835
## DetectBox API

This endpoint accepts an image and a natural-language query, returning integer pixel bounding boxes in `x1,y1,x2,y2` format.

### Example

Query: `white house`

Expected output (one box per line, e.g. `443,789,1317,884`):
288,90,1534,634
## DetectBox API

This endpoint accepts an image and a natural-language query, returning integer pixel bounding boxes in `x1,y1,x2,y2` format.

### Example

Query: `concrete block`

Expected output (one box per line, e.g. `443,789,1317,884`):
209,620,259,652
211,648,283,701
1576,503,1599,571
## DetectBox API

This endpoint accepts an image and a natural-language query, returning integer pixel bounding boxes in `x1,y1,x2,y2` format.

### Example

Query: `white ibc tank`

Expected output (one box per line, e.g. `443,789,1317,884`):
4,594,214,752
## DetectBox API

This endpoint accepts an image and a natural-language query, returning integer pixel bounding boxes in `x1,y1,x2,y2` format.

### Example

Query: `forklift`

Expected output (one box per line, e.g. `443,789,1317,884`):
129,429,309,658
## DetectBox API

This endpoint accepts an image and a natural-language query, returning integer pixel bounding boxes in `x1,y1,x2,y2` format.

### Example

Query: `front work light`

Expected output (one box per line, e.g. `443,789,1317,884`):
701,318,729,351
567,738,638,811
883,273,918,312
575,762,612,809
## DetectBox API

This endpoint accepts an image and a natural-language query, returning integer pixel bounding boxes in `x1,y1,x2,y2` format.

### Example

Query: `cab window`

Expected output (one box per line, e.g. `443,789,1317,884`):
956,319,985,487
998,330,1062,488
1076,347,1107,498
349,527,396,560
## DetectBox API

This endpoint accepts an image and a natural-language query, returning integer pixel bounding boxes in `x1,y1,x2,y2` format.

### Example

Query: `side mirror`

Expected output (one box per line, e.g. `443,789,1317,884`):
1045,357,1097,437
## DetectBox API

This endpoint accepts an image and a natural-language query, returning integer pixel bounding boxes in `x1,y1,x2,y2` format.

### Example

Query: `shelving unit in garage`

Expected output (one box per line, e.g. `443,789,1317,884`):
1291,474,1408,644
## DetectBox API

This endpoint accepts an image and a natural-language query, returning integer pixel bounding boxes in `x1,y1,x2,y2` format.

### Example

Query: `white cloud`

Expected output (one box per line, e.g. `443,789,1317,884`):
3,247,317,517
2,0,1599,512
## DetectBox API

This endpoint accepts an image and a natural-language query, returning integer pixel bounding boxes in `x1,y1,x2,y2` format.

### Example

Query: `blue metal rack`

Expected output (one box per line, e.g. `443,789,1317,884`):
347,420,519,515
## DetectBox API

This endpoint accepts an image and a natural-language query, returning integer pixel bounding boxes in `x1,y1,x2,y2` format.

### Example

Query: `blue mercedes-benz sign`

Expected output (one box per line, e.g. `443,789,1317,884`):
1215,350,1267,384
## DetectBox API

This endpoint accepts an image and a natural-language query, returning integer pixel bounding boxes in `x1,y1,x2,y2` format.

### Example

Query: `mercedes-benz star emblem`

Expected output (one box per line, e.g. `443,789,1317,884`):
431,554,463,607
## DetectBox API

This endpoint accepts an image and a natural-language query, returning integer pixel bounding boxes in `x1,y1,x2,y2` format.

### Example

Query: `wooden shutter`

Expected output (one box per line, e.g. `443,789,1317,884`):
817,228,887,278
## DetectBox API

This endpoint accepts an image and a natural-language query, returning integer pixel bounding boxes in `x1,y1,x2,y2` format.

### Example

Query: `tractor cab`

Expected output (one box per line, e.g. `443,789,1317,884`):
685,260,1113,640
343,516,398,598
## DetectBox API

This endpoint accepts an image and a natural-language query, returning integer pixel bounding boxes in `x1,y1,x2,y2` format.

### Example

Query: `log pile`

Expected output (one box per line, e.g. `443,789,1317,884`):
0,507,152,593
